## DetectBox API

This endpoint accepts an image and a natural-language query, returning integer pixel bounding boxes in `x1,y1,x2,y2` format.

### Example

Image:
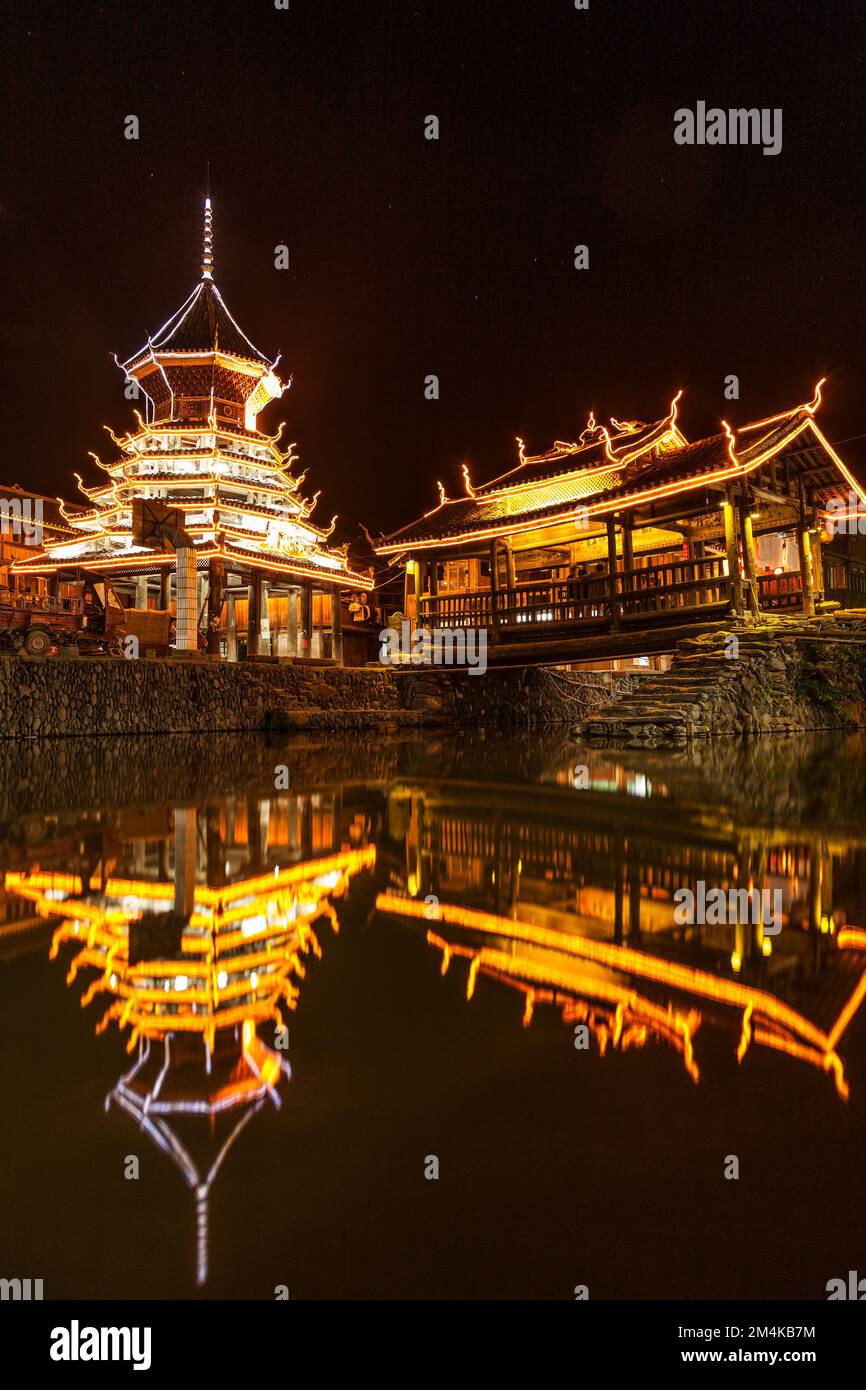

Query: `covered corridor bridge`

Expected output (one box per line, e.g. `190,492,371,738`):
376,382,866,661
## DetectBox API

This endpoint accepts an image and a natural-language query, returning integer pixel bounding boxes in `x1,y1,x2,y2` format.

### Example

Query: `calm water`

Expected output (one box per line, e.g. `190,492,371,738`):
1,728,865,1300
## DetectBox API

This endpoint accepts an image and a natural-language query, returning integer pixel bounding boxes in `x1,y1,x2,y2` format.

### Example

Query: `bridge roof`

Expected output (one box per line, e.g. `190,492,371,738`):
376,398,852,554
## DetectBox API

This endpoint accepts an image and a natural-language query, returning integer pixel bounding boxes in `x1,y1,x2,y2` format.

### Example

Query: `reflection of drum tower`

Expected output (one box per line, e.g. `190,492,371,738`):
12,805,375,1285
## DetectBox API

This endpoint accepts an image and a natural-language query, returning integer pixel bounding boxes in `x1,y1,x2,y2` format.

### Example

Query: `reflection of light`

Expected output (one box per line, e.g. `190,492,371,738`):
377,894,856,1099
217,971,228,989
761,938,772,957
314,871,340,890
175,975,188,991
627,773,650,798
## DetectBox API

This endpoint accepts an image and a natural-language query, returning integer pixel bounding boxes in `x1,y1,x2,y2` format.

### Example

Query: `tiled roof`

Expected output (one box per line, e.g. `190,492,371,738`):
376,406,820,551
124,280,274,370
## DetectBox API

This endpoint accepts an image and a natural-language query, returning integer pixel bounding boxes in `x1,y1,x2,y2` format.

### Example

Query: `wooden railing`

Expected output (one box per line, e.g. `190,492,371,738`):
418,562,810,632
757,572,803,610
619,557,730,615
420,558,731,630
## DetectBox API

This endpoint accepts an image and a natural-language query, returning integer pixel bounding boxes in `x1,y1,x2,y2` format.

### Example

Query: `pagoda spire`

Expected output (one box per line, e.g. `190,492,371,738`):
201,196,214,281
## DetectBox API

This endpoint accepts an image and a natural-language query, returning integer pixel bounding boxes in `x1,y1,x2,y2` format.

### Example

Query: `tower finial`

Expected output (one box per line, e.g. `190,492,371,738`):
201,195,214,281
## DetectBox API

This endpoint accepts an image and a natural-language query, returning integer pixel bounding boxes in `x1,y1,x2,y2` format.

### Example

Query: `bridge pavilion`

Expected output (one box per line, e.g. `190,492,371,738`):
375,384,866,662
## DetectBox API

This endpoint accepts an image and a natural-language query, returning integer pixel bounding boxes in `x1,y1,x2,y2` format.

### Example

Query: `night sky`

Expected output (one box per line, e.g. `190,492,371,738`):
2,0,865,541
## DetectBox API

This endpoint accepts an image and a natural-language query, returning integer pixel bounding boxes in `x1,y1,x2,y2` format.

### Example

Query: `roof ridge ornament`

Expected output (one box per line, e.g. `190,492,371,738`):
806,376,826,415
579,410,603,446
201,197,214,281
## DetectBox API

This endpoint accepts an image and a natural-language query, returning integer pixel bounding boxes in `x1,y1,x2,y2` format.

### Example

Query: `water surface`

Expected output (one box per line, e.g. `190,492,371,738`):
1,729,865,1299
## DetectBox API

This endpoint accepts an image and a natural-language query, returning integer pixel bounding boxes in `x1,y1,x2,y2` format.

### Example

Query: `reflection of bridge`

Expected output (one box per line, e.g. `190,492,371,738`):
377,765,866,1096
376,895,866,1100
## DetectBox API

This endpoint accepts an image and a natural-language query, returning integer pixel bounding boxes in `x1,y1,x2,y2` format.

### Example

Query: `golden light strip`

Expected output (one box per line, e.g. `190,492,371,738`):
375,894,835,1051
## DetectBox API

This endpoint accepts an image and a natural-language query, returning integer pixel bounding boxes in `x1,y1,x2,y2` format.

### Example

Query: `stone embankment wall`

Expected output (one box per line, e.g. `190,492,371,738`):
0,656,638,739
580,616,866,748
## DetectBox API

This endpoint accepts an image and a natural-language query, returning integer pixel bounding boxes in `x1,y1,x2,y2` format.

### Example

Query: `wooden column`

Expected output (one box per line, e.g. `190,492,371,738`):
206,558,223,656
810,529,825,603
300,580,313,657
489,538,501,633
402,560,415,623
606,515,620,629
331,587,343,663
287,588,299,657
248,575,262,657
723,488,744,616
225,592,237,662
504,538,517,590
260,579,272,655
622,513,634,595
739,492,760,616
135,576,148,609
159,568,171,610
797,482,816,617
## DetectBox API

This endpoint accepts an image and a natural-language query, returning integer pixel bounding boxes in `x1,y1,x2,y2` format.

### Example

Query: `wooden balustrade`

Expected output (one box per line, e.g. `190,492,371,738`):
417,560,807,633
756,571,803,610
619,557,730,615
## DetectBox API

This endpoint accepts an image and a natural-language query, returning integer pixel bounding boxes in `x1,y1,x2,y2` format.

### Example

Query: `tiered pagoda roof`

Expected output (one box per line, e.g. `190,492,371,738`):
14,199,370,589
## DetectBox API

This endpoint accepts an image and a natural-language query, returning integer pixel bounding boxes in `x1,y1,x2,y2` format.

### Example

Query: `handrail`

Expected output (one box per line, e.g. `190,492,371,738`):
418,560,806,631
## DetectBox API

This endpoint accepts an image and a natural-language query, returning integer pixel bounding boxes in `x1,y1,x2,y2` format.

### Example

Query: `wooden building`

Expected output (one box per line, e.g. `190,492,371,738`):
13,199,372,660
375,384,866,656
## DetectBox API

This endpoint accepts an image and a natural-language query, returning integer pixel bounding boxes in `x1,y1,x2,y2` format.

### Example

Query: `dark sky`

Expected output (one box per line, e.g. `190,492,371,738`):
1,0,865,538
